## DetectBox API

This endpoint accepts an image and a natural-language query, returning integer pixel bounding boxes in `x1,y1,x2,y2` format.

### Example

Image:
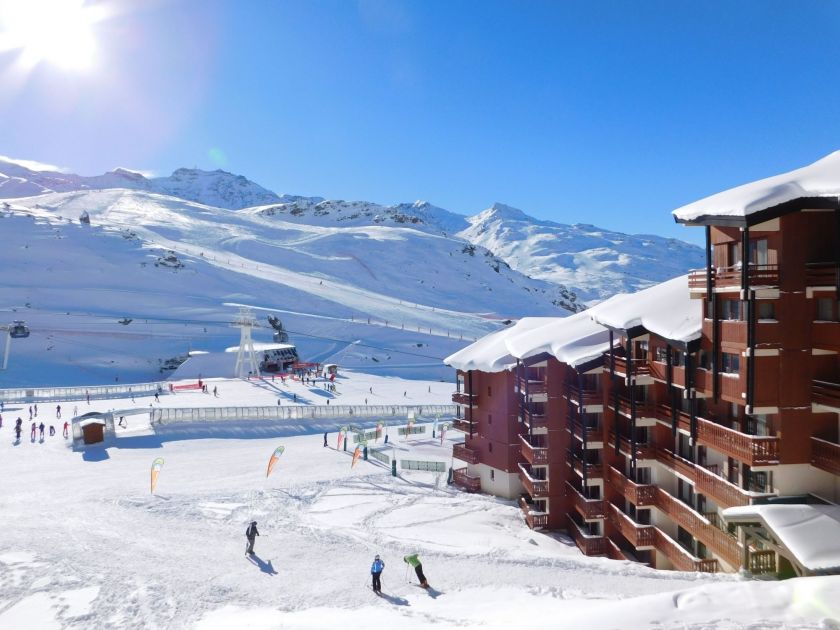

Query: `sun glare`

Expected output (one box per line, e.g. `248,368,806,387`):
0,0,100,72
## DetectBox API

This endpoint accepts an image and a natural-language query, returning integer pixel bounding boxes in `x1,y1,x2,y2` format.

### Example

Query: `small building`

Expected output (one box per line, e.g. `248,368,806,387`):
323,363,339,377
72,412,115,448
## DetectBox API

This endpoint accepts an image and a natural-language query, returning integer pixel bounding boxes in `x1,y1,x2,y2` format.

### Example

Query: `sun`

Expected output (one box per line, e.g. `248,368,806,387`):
0,0,100,72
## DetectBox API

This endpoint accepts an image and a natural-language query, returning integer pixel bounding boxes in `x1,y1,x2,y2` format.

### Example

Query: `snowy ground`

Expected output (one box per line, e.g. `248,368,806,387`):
1,373,839,629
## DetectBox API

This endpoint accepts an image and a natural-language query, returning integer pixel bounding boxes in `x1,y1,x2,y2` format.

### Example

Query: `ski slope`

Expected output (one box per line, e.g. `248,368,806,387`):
0,374,837,629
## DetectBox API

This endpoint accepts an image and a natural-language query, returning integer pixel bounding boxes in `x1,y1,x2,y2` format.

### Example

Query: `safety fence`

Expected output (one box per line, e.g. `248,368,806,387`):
152,404,456,424
397,425,427,436
369,448,391,465
401,459,447,473
0,382,166,404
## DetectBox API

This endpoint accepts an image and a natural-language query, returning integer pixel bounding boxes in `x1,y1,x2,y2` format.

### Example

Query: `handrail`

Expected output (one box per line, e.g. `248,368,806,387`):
152,404,456,424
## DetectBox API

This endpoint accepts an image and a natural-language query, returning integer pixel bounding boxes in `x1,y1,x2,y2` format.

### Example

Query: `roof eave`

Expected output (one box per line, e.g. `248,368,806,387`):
674,196,840,228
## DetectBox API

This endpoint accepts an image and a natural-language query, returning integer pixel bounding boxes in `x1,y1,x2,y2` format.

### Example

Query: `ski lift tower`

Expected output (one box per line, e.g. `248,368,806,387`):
231,307,260,379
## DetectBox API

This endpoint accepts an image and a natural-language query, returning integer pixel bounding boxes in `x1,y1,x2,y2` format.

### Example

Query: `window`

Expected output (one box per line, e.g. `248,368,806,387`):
698,350,709,370
746,469,772,493
721,352,740,374
749,238,769,266
487,386,492,397
490,469,494,481
672,349,684,367
636,467,652,484
655,346,668,363
722,300,741,320
728,242,741,267
757,301,776,320
746,414,770,436
816,298,835,321
636,340,649,361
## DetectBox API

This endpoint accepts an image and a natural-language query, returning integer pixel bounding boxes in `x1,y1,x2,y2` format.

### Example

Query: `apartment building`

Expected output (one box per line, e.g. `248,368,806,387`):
446,152,840,577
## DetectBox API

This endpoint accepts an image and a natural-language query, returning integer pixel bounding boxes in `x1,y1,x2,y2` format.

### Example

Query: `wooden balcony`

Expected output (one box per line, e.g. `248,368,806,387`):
518,377,547,396
519,496,549,529
657,405,780,466
653,488,741,569
813,380,840,411
452,418,474,434
452,467,481,493
688,264,779,292
564,383,601,407
519,434,549,465
812,323,840,353
604,355,651,380
568,516,607,556
451,391,475,406
719,373,744,401
605,465,656,507
606,502,655,548
653,529,719,573
570,458,604,480
609,431,656,461
811,436,840,476
567,481,606,520
609,394,657,420
694,465,751,508
748,549,776,575
569,416,602,445
522,408,548,429
518,463,549,497
452,442,480,465
806,261,840,287
606,538,630,562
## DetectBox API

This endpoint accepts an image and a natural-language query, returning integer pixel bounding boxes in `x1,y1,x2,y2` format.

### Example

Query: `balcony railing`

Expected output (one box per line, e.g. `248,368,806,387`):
518,463,549,497
522,408,548,428
653,488,741,569
607,502,655,548
566,481,606,520
656,405,780,466
567,516,607,556
452,442,480,465
519,434,549,465
452,418,474,434
519,496,549,529
688,264,779,291
569,416,602,445
813,380,840,411
451,392,476,406
604,355,651,380
570,458,604,480
748,549,776,575
564,383,601,407
653,529,719,573
609,431,656,461
606,465,656,507
694,465,751,508
452,467,481,493
518,377,547,396
609,394,656,420
806,261,840,287
811,436,840,476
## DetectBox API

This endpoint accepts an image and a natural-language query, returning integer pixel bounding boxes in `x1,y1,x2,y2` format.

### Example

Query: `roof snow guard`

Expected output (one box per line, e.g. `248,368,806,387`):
587,275,701,348
673,151,840,227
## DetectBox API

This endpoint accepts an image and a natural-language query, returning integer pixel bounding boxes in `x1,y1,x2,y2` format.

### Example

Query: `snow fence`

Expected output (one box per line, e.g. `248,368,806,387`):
151,404,456,425
0,382,165,403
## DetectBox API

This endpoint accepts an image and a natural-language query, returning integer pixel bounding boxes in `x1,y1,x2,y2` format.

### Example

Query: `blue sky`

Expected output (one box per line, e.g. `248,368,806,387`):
3,0,840,242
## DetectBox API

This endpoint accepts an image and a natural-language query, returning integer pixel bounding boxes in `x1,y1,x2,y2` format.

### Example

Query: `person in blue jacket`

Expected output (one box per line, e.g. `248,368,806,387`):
370,554,385,594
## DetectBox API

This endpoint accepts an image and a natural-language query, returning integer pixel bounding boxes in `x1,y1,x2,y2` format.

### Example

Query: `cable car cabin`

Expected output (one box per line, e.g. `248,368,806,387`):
9,321,30,338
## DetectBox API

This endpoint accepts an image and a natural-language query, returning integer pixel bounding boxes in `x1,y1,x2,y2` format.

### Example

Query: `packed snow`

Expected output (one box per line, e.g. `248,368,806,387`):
2,371,839,629
673,150,840,223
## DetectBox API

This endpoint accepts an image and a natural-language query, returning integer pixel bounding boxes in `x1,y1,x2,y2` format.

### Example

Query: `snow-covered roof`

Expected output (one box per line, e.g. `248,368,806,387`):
444,318,560,373
505,311,612,368
587,275,700,344
78,418,107,427
673,151,840,224
723,503,840,574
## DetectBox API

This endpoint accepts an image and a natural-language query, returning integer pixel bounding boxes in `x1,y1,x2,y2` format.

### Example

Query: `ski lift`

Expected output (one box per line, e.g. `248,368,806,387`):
9,320,30,339
118,318,133,325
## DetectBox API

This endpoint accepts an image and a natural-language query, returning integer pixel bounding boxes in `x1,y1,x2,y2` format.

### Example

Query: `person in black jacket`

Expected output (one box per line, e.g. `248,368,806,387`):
245,521,260,555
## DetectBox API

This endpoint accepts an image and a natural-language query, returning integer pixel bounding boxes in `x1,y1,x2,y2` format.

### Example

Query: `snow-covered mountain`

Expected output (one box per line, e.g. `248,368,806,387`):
0,188,581,386
0,158,283,209
460,202,705,303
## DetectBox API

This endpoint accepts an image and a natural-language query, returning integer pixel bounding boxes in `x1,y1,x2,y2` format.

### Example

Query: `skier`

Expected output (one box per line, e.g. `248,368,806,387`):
14,424,21,441
323,431,328,447
39,422,45,440
403,554,428,588
30,422,36,441
371,554,385,594
0,413,2,428
245,521,260,555
56,405,61,419
34,403,38,416
49,425,55,436
213,386,218,397
154,392,160,403
63,421,69,439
